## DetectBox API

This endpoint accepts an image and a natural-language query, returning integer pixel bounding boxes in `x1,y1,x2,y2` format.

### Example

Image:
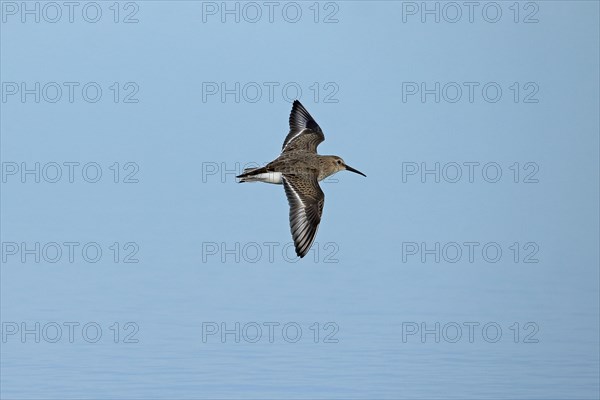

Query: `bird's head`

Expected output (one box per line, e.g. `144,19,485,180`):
320,156,366,180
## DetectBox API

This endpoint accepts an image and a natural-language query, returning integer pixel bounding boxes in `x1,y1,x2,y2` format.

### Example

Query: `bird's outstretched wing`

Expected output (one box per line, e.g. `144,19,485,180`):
282,174,325,258
281,100,325,154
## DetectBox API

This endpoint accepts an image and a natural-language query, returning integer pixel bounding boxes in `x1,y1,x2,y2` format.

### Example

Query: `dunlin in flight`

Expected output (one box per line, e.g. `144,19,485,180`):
237,100,366,258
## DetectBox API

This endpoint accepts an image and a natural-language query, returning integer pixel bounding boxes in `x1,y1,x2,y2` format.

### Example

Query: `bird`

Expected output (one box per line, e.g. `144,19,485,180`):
236,100,366,258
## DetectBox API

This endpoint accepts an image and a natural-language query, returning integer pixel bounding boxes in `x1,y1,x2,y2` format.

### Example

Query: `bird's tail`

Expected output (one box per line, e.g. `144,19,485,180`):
236,166,267,183
237,167,283,184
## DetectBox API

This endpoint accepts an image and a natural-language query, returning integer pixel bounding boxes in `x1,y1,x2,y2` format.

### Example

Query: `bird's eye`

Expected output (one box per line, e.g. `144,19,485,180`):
337,160,342,165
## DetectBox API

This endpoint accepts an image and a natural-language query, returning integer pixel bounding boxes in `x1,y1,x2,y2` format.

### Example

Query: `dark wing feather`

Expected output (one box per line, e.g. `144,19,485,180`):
281,100,325,154
282,174,325,258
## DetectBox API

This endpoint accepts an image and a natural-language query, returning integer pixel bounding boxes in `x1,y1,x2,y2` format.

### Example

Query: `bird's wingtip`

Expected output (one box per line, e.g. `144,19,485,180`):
292,99,303,109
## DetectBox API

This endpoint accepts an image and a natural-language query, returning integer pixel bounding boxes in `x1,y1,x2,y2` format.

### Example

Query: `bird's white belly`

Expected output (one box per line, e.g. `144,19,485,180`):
255,172,283,184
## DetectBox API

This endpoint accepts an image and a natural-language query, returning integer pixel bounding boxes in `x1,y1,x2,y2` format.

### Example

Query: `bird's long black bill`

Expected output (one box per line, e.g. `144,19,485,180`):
346,165,366,177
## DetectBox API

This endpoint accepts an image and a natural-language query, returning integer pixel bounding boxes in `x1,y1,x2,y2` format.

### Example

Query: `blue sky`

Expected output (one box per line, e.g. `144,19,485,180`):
1,1,599,398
